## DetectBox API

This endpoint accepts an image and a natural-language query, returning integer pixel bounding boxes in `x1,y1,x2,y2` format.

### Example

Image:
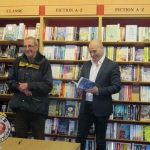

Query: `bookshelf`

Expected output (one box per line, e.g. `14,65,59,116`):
1,15,150,149
102,16,150,148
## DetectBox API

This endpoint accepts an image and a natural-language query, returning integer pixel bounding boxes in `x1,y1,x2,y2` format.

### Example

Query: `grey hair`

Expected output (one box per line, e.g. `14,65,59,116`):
24,36,39,46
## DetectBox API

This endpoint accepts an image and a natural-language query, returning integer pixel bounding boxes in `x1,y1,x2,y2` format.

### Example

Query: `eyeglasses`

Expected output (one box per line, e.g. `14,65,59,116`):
23,45,35,49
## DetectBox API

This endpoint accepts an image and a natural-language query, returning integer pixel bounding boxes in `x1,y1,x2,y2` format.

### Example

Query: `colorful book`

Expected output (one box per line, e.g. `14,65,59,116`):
140,105,150,121
58,119,69,135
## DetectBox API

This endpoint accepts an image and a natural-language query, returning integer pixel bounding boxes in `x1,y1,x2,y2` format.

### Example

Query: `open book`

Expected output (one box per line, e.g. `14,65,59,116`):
72,77,98,90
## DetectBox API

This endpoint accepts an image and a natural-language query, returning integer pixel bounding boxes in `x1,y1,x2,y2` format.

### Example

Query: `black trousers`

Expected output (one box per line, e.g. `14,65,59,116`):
14,109,45,140
76,102,109,150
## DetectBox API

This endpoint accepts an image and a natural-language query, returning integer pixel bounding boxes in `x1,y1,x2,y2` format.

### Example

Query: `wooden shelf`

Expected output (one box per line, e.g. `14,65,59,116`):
112,100,150,105
0,40,23,45
48,59,87,64
0,94,13,99
44,134,95,140
43,40,90,45
0,58,15,63
48,115,78,119
0,76,7,80
103,41,150,46
50,97,81,101
0,95,81,101
53,78,78,81
109,119,150,125
106,138,150,144
6,112,150,126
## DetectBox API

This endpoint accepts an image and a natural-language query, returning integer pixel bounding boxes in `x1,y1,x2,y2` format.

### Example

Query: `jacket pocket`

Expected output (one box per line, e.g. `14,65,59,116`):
30,97,48,115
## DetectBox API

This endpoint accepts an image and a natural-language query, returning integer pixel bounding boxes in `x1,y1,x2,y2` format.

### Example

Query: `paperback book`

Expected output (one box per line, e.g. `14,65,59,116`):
72,77,97,90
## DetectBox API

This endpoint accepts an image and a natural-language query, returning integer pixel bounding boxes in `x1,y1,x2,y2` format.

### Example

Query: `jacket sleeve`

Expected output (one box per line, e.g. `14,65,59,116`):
7,58,20,92
27,60,53,94
98,63,121,96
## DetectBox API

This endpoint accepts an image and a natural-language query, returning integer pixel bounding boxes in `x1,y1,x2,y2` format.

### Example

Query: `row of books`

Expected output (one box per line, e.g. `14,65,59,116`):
112,85,138,101
4,100,150,122
45,137,76,142
50,80,78,98
112,85,150,102
43,45,91,60
51,64,82,79
106,123,150,141
43,45,150,62
104,46,150,62
120,65,138,81
120,65,150,82
111,104,140,121
102,24,150,42
1,62,149,83
106,142,150,150
111,104,150,121
0,45,23,58
0,23,40,40
48,100,80,117
43,26,98,41
44,118,78,136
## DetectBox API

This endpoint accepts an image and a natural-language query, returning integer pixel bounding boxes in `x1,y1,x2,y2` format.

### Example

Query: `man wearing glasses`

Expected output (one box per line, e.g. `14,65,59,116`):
7,36,53,139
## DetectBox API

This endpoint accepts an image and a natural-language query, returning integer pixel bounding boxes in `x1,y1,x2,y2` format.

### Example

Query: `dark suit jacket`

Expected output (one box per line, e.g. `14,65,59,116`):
79,57,121,116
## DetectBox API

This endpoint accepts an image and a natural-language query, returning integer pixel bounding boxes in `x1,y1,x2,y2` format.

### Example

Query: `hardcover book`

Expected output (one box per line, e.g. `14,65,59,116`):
106,24,120,41
125,25,137,41
58,119,69,135
140,105,150,121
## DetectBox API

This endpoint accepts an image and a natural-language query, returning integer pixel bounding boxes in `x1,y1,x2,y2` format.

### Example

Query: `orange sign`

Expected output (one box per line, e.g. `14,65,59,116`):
0,6,39,15
45,5,97,15
104,5,150,15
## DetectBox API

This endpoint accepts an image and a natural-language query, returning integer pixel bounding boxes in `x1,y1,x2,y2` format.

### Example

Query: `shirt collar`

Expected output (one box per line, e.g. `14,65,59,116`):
91,55,105,65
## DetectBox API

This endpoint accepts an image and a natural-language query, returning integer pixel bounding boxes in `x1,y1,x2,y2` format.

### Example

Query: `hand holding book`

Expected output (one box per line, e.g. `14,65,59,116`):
72,77,98,90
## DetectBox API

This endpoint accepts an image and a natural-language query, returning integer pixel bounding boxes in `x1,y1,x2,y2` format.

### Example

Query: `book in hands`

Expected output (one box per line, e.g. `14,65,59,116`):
72,77,98,90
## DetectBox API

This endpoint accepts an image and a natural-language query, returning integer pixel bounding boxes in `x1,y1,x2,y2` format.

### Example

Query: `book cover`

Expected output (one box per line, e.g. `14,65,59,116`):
134,48,144,61
0,27,5,40
125,25,137,41
72,77,97,90
50,80,62,97
118,124,130,140
56,27,66,41
4,24,17,40
68,120,76,136
58,119,69,135
62,65,73,79
65,101,76,117
113,104,125,120
106,24,120,41
140,105,150,121
120,65,132,81
116,47,128,61
79,27,89,41
48,100,57,116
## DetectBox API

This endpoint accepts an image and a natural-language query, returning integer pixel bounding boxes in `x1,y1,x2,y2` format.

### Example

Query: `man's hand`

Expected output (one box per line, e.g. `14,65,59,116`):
18,83,28,92
76,88,83,94
23,89,32,96
85,87,99,94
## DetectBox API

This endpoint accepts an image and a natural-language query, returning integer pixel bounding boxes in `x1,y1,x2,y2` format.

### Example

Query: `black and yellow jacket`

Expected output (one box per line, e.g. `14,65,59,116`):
7,52,53,117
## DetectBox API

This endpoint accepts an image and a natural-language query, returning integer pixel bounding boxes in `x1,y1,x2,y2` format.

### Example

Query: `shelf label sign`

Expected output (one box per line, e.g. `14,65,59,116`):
45,5,96,15
0,6,39,15
104,5,150,15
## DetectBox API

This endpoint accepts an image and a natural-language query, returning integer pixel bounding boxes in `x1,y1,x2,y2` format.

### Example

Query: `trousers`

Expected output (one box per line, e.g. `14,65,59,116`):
76,102,109,150
14,109,45,140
